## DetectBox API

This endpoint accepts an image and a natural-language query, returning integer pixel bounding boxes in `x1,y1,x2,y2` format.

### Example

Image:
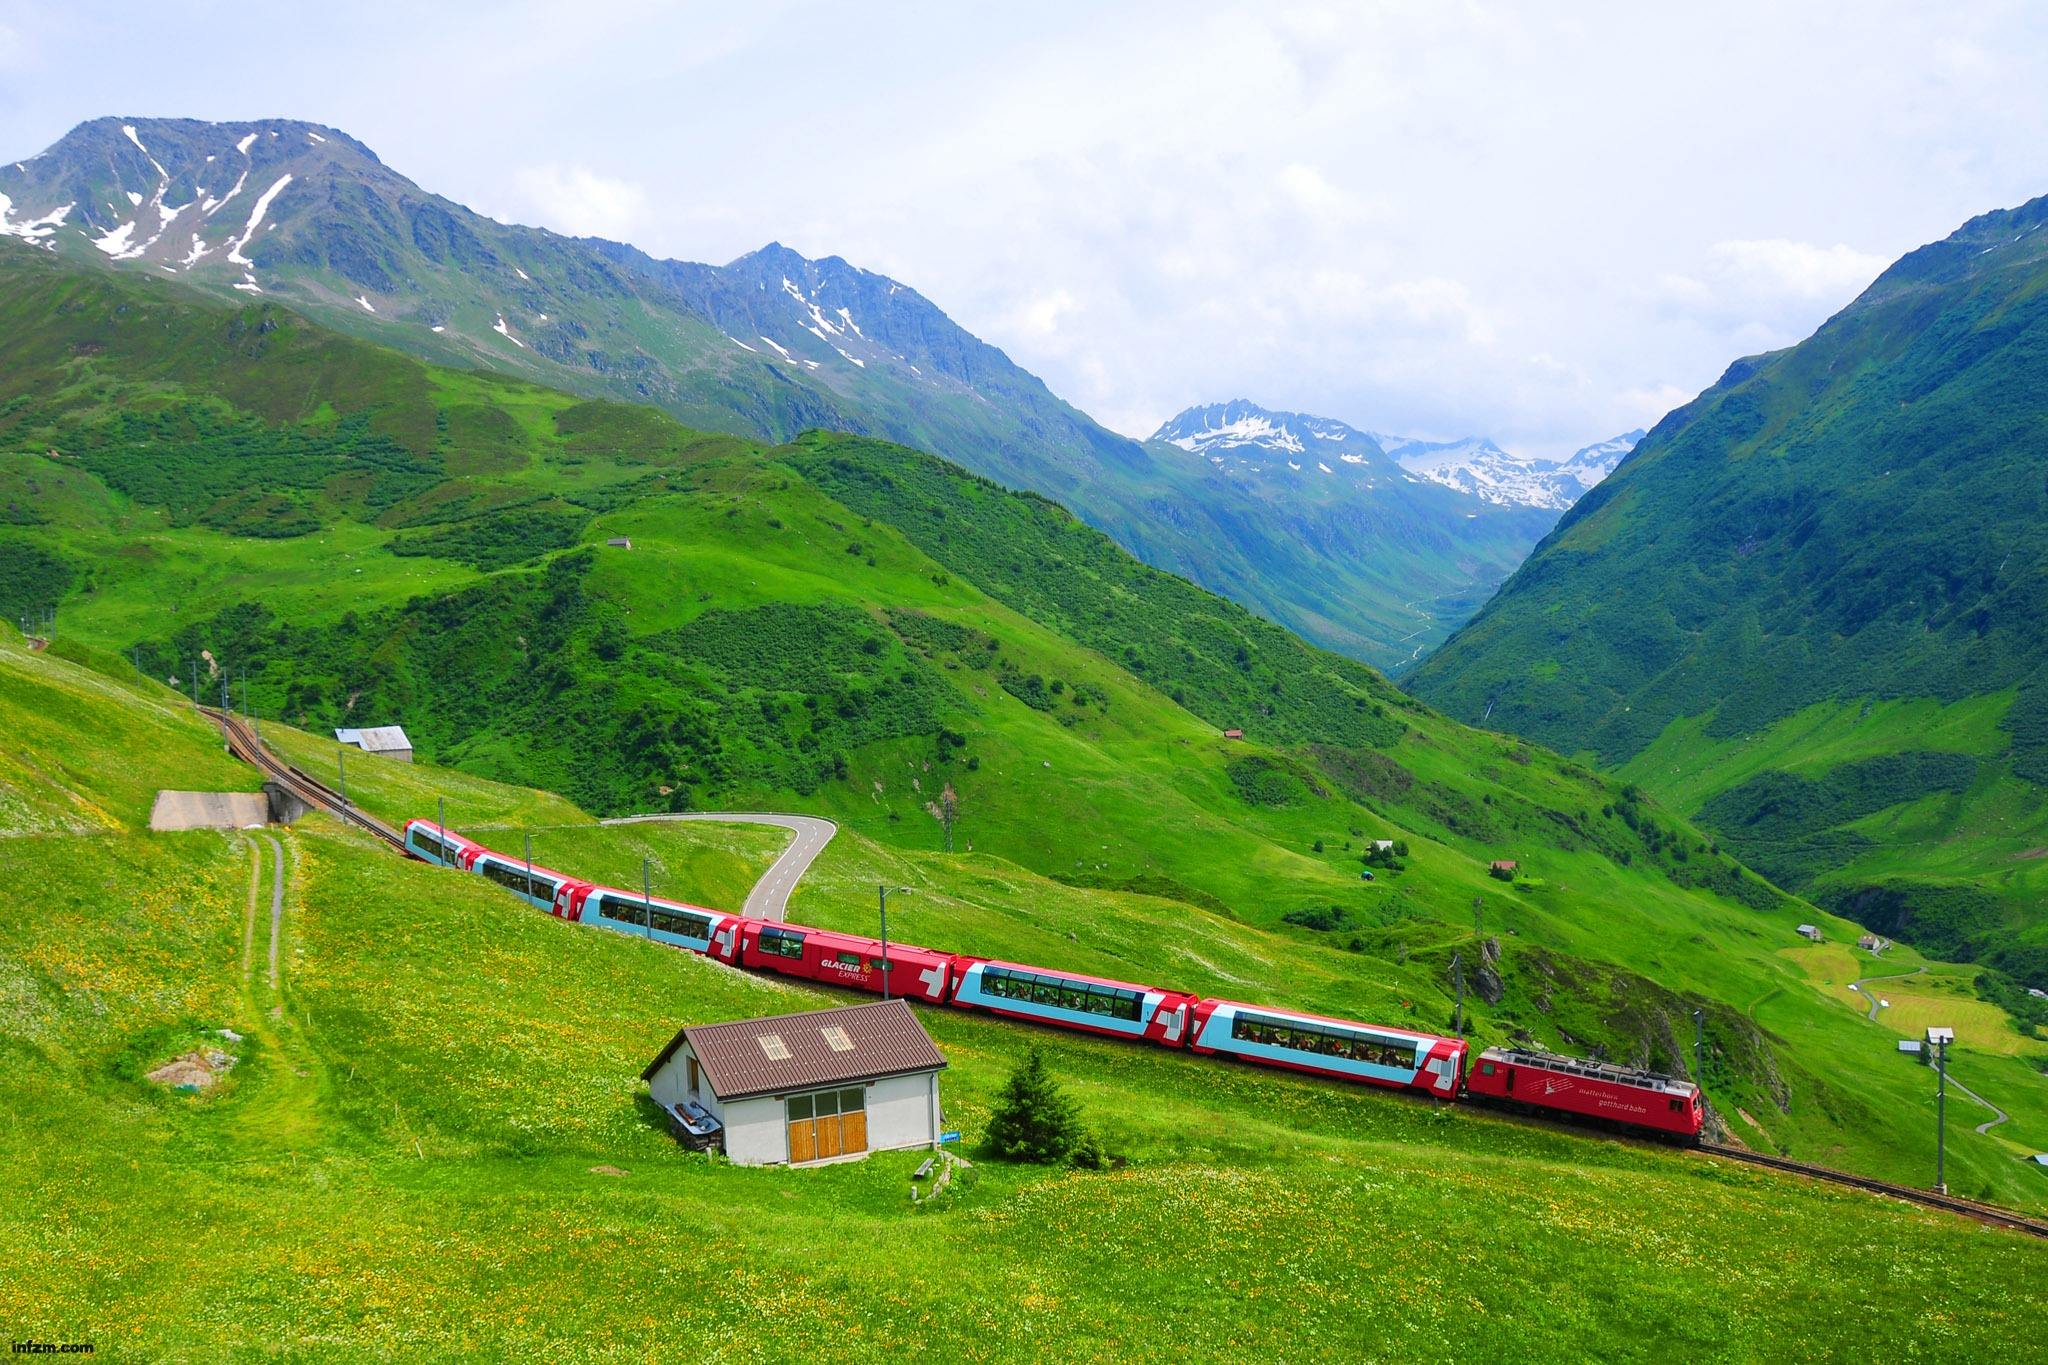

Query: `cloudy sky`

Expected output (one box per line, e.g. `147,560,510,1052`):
3,1,2045,454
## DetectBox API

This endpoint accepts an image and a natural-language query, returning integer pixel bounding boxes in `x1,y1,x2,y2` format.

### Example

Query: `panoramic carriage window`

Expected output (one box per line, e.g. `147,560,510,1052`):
648,905,711,938
601,895,647,928
980,967,1144,1021
1231,1012,1415,1067
479,862,551,900
412,831,453,862
759,927,806,960
835,952,864,967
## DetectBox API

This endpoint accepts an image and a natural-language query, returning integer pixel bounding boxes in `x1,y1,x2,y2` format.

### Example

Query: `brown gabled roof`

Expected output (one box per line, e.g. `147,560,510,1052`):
641,999,946,1101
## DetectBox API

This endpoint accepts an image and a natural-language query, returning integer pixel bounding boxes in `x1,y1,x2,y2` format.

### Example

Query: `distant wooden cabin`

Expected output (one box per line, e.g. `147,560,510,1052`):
606,537,632,549
1222,728,1245,740
1796,924,1823,943
1488,860,1518,881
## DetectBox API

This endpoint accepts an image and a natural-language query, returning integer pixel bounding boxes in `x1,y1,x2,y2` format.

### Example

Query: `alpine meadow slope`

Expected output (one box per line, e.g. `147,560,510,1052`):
1408,192,2048,1004
5,240,2048,1211
5,626,2044,1358
3,115,1545,668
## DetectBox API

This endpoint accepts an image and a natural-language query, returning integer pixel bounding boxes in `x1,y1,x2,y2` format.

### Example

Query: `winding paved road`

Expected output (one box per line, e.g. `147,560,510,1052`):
1846,962,2009,1136
1848,963,1925,1020
600,812,837,922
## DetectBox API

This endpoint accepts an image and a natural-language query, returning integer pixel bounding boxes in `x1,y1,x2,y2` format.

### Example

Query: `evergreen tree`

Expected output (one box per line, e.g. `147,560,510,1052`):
985,1045,1083,1163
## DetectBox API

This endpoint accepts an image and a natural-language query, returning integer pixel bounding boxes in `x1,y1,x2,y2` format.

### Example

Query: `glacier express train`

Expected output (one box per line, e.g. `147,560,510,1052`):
403,819,1700,1135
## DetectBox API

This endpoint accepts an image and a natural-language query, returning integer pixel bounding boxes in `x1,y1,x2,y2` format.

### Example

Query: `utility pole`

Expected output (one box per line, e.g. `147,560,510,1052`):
337,747,348,808
878,885,912,999
437,796,446,866
525,832,534,902
1472,896,1483,940
189,659,199,708
642,857,653,939
1929,1027,1954,1194
1692,1008,1704,1080
1451,951,1465,1036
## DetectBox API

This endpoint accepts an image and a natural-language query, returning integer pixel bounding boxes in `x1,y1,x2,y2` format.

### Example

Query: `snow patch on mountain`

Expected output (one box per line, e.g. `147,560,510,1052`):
1374,429,1642,510
226,174,293,269
0,194,72,248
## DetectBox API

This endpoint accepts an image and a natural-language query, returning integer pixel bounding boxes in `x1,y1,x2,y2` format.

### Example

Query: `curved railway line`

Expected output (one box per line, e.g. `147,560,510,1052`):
1698,1144,2048,1239
202,707,406,854
199,703,2048,1240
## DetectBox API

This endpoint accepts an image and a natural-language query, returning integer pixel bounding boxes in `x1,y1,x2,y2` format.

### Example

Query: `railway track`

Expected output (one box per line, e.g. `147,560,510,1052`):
196,704,2048,1240
1700,1142,2048,1239
201,706,407,854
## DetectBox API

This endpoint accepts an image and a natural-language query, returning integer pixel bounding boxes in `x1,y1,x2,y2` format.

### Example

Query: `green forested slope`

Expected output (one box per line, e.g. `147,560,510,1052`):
1410,193,2048,991
5,243,2046,1199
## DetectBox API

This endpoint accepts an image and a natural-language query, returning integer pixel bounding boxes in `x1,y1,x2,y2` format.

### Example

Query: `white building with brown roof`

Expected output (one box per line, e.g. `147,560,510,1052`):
641,999,947,1167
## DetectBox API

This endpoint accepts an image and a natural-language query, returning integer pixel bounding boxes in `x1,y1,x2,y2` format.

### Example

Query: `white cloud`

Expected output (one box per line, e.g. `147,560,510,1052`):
502,163,650,242
4,1,2045,457
1705,239,1890,302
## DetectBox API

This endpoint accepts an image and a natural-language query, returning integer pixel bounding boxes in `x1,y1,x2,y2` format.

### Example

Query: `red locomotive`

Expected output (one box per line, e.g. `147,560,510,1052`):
1463,1047,1704,1139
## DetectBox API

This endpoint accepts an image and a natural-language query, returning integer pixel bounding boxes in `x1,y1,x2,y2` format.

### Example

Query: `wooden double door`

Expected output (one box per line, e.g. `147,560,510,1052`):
787,1087,868,1164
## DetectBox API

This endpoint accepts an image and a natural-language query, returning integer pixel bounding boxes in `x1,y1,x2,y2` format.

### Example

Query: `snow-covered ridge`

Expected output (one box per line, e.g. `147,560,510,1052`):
1374,429,1642,510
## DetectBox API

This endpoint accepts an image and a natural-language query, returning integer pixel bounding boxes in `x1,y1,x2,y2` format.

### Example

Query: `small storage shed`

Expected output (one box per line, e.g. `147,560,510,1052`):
334,726,413,763
1796,924,1823,942
643,1000,946,1167
1222,728,1245,740
1489,859,1518,881
607,537,632,549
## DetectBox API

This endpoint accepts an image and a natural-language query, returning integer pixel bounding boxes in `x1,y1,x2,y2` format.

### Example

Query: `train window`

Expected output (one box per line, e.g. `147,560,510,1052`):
1668,1099,1681,1112
412,830,452,862
648,906,710,939
1480,1062,1495,1076
835,952,864,967
759,927,806,960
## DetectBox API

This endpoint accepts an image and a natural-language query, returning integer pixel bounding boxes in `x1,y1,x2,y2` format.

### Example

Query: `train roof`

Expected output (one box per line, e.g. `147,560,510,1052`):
1209,998,1461,1047
466,845,583,885
1479,1046,1699,1097
969,957,1182,996
586,884,730,918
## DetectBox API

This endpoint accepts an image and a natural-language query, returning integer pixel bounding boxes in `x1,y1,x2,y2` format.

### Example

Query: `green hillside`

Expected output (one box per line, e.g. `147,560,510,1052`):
1409,194,2048,1000
3,626,2045,1358
5,242,2048,1209
0,116,1548,671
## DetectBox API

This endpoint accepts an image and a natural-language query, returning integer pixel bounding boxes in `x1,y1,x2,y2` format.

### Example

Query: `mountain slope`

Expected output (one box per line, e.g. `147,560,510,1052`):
1143,400,1562,665
4,115,1527,669
1408,192,2048,991
6,631,2043,1355
7,241,2048,1201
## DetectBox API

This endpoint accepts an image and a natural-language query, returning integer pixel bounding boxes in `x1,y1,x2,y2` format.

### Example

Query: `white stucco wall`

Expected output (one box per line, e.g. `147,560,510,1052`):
649,1046,944,1166
865,1071,942,1154
718,1096,782,1165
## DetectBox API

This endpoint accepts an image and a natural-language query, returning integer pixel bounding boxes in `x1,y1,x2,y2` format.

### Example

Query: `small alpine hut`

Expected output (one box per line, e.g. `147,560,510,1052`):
334,726,414,763
643,1000,947,1167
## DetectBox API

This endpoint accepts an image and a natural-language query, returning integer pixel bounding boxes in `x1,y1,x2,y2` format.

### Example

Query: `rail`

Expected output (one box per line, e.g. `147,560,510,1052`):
201,706,408,854
1699,1142,2048,1239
